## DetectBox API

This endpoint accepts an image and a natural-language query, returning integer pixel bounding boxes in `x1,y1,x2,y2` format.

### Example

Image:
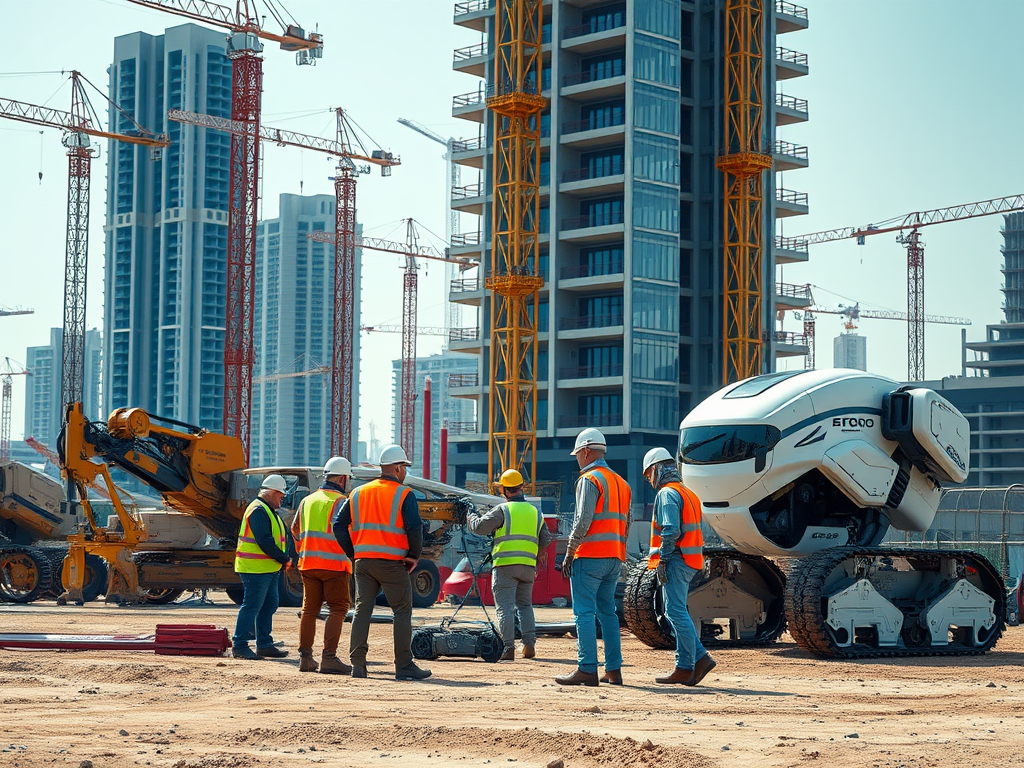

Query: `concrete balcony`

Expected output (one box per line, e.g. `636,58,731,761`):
776,0,809,34
454,0,491,32
452,182,487,215
773,330,810,358
556,412,623,433
775,93,808,125
447,372,481,399
775,187,809,218
559,117,625,148
561,21,626,54
559,212,625,243
450,231,484,259
559,167,625,196
448,326,483,353
558,263,624,292
775,235,809,265
557,313,625,341
775,46,809,80
561,72,627,101
447,419,483,442
449,276,484,307
557,364,624,389
773,139,809,172
452,89,487,123
453,41,489,78
451,135,486,169
775,281,813,311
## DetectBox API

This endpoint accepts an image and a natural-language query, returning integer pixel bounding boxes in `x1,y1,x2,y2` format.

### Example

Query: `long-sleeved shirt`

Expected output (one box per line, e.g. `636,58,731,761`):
652,465,685,560
332,474,424,560
468,495,554,556
568,457,634,552
247,498,291,565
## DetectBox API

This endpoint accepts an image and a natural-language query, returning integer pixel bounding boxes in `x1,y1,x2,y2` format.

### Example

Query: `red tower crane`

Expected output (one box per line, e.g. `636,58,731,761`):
168,108,398,458
128,0,323,458
795,193,1024,380
1,359,30,462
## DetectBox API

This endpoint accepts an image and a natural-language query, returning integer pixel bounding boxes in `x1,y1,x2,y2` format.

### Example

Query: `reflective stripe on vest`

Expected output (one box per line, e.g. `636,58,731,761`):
235,499,286,574
296,488,352,573
491,501,542,567
648,481,704,571
575,465,631,561
349,478,411,560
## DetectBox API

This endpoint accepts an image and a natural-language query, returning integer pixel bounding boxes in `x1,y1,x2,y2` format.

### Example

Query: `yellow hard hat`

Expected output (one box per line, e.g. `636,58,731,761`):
499,469,524,488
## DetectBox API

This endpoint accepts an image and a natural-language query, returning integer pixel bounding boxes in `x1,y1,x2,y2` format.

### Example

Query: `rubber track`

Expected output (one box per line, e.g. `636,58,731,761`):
623,549,788,650
785,546,1006,659
0,545,55,603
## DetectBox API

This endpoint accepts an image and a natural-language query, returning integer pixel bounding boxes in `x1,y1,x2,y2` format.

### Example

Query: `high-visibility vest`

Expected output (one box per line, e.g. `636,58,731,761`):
648,481,704,571
295,488,352,573
491,501,543,567
349,478,411,560
574,465,631,561
235,498,286,574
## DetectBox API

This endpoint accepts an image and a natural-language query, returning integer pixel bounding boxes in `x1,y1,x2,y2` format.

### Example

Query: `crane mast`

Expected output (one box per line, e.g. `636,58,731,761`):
486,0,546,490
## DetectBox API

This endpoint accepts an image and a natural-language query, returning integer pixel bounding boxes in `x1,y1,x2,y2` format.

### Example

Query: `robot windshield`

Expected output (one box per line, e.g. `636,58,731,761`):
679,424,781,466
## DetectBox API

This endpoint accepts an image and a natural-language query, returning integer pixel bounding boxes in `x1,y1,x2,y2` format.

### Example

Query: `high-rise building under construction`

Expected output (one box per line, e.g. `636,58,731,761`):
445,0,811,501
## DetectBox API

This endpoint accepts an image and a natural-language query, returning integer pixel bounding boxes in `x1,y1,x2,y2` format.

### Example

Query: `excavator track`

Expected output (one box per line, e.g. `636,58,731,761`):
624,548,787,650
786,547,1006,659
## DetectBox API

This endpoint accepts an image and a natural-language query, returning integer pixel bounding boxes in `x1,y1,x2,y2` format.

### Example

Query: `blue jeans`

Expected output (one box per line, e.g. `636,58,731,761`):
232,571,281,650
664,556,707,670
569,557,622,675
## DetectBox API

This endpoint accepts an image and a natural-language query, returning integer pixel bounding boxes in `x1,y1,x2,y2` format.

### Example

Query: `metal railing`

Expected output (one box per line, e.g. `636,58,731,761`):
451,231,482,247
562,211,625,230
776,93,809,112
775,281,812,300
454,0,491,17
559,261,624,280
773,331,809,346
562,67,625,87
559,364,624,379
563,18,626,39
452,136,485,153
561,165,624,183
452,89,486,110
454,42,488,62
776,46,808,66
449,327,481,343
776,0,808,20
558,413,622,429
775,234,809,253
559,313,624,331
561,114,625,135
448,373,479,388
773,139,808,160
450,277,480,293
452,183,484,200
447,420,480,435
776,188,809,207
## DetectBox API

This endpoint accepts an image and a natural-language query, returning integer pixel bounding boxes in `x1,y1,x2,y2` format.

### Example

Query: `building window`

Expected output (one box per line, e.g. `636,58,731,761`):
582,51,626,81
581,3,626,33
634,83,680,135
579,393,623,421
581,99,625,130
633,183,679,233
580,148,624,178
633,282,677,332
632,383,678,430
635,0,682,40
633,333,678,382
635,33,680,87
633,232,679,282
582,196,624,226
633,131,679,185
581,245,624,276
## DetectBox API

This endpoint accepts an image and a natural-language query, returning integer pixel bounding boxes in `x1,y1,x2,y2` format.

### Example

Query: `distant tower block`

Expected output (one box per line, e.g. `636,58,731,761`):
834,333,867,371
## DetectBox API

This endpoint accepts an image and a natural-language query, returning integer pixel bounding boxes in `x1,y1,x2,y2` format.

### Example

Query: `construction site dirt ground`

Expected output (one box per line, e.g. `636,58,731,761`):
1,600,1022,768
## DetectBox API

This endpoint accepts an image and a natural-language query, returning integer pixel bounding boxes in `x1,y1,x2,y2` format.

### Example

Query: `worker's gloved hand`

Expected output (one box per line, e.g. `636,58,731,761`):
560,553,574,580
655,561,668,586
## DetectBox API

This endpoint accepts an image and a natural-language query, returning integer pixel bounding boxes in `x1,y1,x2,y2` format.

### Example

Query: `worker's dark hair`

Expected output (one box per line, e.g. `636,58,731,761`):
503,483,524,495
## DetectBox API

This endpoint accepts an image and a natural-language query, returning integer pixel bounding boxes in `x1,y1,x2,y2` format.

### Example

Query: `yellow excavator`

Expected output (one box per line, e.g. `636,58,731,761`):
57,402,478,606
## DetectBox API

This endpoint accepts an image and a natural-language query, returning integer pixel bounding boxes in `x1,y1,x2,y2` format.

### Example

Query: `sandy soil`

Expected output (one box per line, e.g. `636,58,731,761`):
1,598,1023,768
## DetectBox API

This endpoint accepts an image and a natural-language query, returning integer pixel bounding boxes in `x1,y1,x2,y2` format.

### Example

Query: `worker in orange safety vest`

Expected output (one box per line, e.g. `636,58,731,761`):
643,446,716,686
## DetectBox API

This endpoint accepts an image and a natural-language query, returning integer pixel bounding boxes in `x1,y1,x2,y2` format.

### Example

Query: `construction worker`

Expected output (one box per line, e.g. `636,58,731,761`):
555,428,631,687
332,444,431,681
232,474,292,660
468,468,553,661
643,446,716,686
291,456,354,675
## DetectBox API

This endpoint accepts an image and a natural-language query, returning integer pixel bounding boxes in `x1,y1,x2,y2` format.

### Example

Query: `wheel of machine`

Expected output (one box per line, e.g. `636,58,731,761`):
144,588,185,605
278,568,304,608
79,554,109,603
475,630,504,663
411,628,439,660
411,559,441,608
0,547,54,603
622,559,674,649
225,584,245,605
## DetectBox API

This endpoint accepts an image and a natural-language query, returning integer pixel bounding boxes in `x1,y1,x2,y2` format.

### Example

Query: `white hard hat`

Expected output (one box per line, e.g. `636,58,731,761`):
378,444,412,466
642,447,674,475
571,427,606,456
261,474,288,493
323,456,352,477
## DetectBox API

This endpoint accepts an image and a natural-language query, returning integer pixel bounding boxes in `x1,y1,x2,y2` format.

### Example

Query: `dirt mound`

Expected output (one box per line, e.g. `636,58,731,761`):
173,756,259,768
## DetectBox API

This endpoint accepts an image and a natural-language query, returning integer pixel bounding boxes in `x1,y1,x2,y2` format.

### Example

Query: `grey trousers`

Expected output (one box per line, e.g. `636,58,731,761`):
349,558,413,670
491,564,537,650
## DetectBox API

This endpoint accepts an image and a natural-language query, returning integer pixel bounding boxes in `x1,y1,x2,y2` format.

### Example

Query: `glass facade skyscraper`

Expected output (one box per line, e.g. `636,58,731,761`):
24,328,102,449
103,24,231,430
445,0,810,503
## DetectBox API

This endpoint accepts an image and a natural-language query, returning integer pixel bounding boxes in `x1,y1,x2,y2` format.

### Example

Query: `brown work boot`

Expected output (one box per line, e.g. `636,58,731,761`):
600,669,623,685
655,667,693,685
555,668,599,687
499,647,515,662
522,643,536,659
685,653,717,687
351,664,367,679
320,654,352,675
298,648,318,673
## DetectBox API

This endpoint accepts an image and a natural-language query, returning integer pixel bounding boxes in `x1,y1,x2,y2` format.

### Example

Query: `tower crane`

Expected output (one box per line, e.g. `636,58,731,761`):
0,306,34,318
718,0,774,384
1,359,30,462
168,107,397,459
795,193,1024,380
486,0,546,491
127,0,323,459
0,72,168,420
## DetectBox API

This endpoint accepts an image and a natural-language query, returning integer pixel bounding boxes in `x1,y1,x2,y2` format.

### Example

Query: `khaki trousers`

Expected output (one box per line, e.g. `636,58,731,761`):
298,568,351,656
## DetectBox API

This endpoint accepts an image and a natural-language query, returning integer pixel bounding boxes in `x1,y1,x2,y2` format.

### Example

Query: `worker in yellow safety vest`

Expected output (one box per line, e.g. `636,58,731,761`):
555,428,632,687
332,444,432,681
232,474,292,661
642,446,716,686
468,468,554,661
291,456,354,675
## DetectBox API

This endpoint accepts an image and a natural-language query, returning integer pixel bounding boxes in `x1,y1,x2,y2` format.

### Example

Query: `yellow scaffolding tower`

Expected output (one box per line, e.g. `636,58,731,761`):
717,0,773,383
486,0,546,490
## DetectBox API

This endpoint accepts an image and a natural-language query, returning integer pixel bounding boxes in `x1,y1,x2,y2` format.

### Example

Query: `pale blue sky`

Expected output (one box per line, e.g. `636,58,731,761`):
0,1,1021,445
